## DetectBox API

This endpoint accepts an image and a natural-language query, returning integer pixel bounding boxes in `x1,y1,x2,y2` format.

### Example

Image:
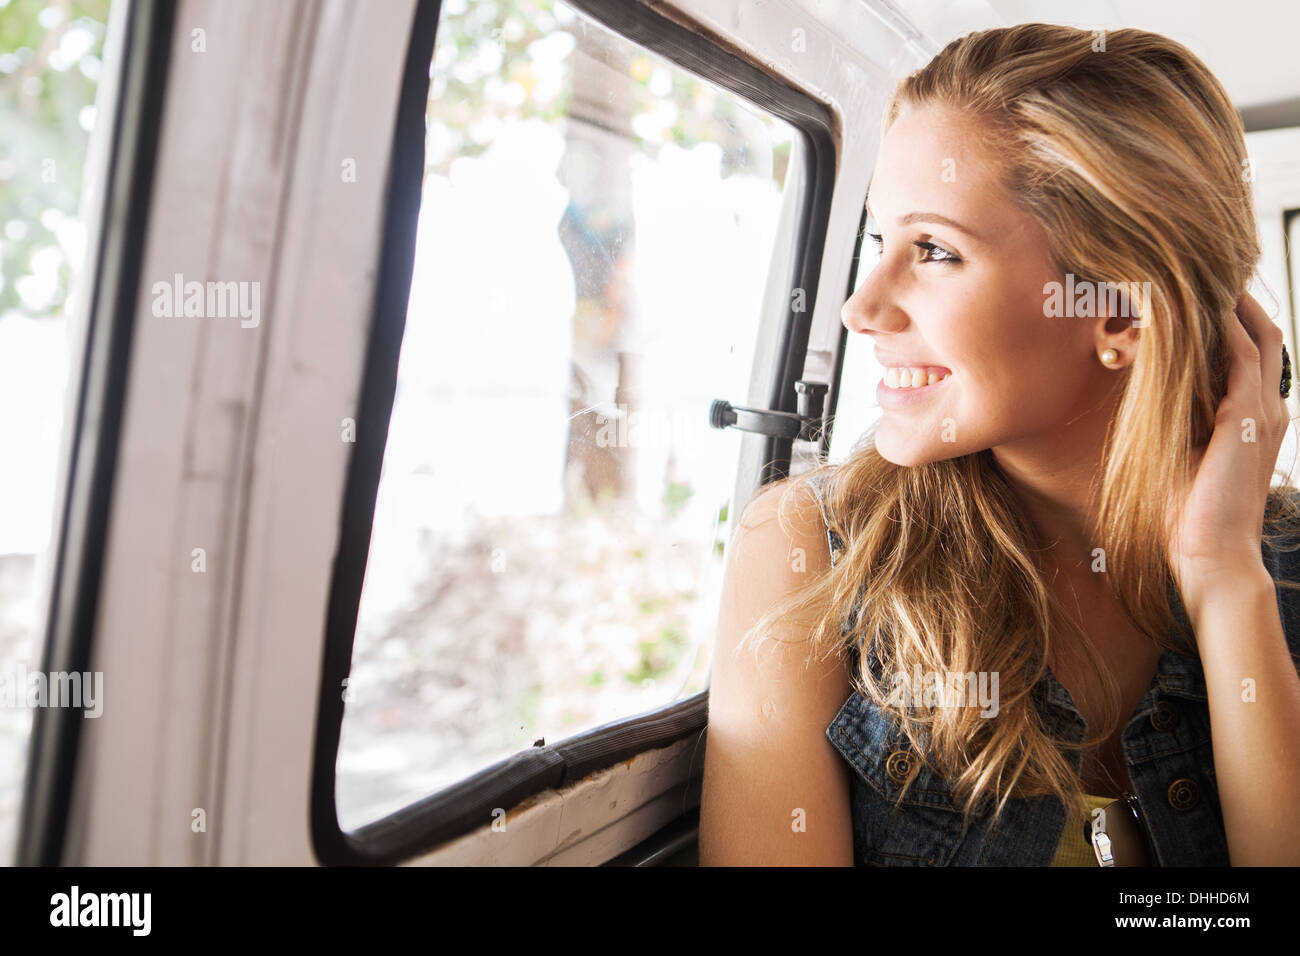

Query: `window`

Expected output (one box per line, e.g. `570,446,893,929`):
828,207,882,463
0,0,115,865
334,0,802,830
1278,207,1300,484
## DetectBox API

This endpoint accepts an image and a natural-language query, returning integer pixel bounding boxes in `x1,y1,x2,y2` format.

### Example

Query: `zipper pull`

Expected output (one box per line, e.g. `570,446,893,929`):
1087,802,1116,867
1086,791,1142,867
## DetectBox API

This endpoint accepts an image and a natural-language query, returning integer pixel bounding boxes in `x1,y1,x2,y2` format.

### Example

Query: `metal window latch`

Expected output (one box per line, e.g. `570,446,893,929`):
709,380,829,442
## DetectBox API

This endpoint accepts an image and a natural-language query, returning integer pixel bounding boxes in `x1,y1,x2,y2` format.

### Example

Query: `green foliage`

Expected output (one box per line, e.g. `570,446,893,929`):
1,0,788,321
637,595,669,614
624,623,686,685
0,0,112,319
663,479,692,514
425,0,786,181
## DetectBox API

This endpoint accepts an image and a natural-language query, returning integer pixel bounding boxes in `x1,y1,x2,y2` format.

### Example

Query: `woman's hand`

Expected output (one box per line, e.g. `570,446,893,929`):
1164,291,1290,597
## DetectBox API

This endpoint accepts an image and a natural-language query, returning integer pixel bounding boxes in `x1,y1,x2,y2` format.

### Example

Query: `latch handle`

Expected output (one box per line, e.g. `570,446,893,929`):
708,380,829,442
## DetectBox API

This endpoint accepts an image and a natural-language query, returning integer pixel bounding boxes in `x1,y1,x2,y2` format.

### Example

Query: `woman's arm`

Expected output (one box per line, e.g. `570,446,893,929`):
1182,564,1300,866
699,481,855,866
1162,292,1300,865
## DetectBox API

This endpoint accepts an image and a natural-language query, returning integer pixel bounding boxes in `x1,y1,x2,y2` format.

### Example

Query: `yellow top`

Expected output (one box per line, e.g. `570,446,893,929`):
1052,794,1116,866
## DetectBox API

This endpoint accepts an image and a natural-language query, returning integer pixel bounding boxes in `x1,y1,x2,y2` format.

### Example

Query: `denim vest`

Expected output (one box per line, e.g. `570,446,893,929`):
808,472,1300,866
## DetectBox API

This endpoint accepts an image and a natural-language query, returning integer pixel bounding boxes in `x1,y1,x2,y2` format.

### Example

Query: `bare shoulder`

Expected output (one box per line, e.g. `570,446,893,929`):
737,474,830,541
734,476,835,583
700,475,854,865
722,477,838,655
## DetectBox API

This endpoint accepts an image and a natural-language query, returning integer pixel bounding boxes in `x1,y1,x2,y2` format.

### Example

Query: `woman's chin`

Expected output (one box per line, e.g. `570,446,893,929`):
874,424,958,467
874,439,932,467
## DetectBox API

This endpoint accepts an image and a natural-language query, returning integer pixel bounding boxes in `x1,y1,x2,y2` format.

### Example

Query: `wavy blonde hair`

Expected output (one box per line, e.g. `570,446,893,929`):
741,23,1300,831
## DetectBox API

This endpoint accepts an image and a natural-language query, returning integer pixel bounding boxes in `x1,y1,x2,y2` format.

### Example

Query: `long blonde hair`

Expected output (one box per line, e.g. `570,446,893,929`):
741,23,1300,830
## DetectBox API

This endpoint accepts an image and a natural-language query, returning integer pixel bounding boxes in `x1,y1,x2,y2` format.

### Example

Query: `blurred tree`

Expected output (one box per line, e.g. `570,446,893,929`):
426,0,788,179
0,0,789,320
0,0,111,319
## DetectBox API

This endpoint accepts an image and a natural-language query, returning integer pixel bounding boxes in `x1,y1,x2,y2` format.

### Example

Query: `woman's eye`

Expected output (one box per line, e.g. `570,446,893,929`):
915,241,961,264
865,233,960,265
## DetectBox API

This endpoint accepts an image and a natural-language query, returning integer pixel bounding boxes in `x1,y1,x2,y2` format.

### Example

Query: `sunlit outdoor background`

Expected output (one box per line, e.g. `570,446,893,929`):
334,0,800,828
0,0,111,866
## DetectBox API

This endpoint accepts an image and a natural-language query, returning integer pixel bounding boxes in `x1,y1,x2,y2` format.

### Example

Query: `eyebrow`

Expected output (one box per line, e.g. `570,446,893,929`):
864,199,982,241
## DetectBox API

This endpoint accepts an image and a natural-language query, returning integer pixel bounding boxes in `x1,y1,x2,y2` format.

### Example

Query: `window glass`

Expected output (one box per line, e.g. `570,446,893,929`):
336,0,799,829
0,0,115,865
1273,209,1300,484
828,211,882,463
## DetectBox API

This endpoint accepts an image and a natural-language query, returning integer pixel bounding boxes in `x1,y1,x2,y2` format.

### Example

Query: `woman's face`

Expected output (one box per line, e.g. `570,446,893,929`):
842,102,1122,468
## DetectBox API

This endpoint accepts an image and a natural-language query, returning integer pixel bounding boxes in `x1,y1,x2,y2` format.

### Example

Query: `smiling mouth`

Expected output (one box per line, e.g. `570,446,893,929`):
882,367,951,389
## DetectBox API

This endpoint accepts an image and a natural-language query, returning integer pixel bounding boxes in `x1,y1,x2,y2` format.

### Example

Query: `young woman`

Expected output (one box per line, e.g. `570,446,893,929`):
700,23,1300,866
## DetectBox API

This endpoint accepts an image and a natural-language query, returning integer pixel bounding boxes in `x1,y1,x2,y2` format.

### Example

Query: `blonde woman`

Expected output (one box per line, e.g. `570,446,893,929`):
700,23,1300,867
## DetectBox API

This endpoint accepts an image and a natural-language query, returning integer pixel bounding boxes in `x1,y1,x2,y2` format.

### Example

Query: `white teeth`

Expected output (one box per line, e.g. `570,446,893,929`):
885,367,950,388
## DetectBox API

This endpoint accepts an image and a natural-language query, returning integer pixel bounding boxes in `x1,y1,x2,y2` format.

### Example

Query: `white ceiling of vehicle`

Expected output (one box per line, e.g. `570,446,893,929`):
884,0,1300,110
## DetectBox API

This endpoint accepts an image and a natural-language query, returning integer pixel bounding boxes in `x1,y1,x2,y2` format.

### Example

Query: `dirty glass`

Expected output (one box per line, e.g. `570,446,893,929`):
335,0,798,829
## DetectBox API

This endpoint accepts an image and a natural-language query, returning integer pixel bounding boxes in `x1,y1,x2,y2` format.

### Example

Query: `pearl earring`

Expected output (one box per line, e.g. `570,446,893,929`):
1100,348,1119,366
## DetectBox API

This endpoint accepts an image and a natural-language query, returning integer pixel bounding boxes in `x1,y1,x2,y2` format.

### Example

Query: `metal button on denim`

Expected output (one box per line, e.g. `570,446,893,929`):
886,750,917,785
1167,778,1200,811
1149,700,1178,732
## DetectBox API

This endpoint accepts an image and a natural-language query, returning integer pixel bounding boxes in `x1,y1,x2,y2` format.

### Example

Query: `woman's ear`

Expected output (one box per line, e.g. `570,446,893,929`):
1093,281,1145,367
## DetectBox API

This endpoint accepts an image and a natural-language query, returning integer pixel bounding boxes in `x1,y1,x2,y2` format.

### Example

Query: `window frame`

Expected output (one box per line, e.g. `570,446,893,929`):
310,0,837,866
819,205,866,462
16,0,178,866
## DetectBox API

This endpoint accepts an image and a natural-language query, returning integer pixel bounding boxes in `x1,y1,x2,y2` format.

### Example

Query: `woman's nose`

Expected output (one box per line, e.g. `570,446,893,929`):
840,292,863,332
841,267,896,335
